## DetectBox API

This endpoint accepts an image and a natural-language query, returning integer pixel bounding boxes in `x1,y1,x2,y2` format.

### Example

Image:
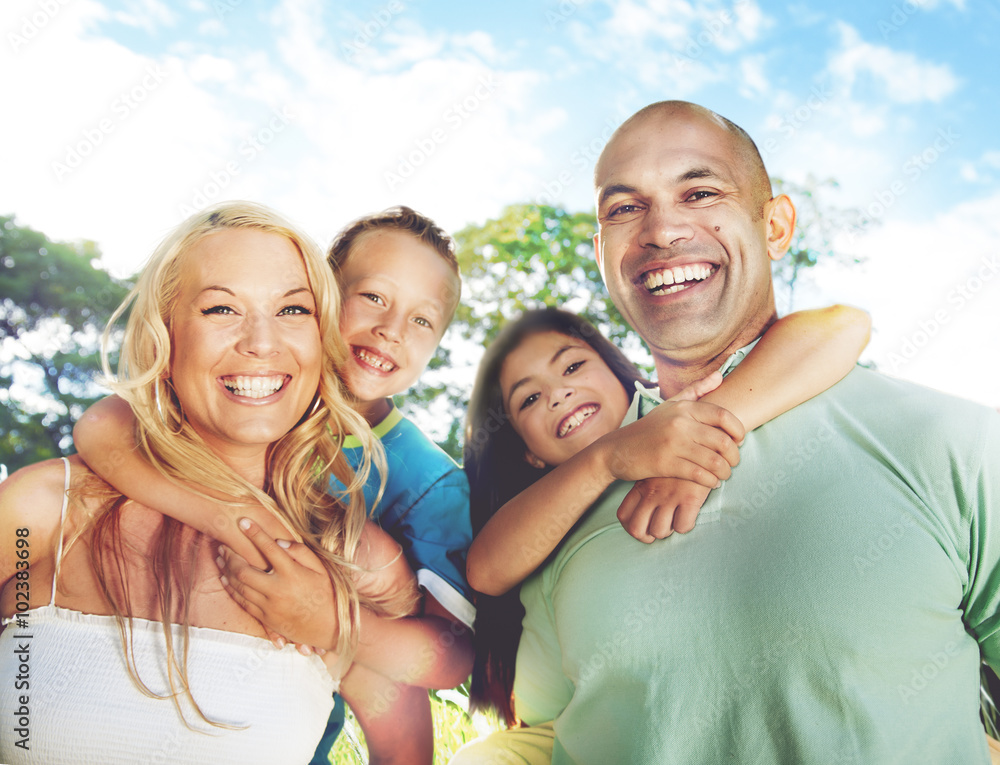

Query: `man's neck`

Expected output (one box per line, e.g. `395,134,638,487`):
654,314,777,399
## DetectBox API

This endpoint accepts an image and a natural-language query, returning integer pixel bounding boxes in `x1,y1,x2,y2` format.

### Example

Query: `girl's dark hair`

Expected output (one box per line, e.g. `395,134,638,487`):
463,307,647,726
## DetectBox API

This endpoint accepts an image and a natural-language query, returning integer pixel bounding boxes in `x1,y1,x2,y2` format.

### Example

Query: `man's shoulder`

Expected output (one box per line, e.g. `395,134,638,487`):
822,366,999,449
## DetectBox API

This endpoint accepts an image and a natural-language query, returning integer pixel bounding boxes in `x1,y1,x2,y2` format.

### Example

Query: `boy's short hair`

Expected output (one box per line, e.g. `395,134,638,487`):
327,205,460,280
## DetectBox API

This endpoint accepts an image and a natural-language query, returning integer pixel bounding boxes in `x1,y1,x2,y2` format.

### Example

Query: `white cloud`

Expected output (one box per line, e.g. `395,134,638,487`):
813,191,1000,407
112,0,177,32
827,22,960,104
738,54,770,97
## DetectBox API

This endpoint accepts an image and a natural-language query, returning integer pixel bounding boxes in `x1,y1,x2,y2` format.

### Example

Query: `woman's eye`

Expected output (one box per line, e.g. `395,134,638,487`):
362,293,385,305
413,316,432,329
564,360,585,375
201,305,235,315
279,304,313,316
519,393,539,411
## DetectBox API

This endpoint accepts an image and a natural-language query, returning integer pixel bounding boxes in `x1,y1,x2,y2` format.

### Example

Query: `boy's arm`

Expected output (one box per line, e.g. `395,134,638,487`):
219,518,474,690
339,665,433,765
467,304,871,596
73,395,285,568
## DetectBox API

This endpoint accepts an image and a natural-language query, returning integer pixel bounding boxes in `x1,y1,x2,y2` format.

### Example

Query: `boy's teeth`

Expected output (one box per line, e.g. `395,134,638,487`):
355,348,396,372
642,264,713,293
223,375,285,399
559,405,598,437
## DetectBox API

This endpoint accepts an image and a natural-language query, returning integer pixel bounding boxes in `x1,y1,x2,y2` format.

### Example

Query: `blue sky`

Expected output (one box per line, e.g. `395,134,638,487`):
2,0,998,408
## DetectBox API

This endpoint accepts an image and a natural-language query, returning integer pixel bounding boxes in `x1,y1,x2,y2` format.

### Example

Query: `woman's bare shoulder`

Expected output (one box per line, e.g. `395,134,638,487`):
0,457,82,574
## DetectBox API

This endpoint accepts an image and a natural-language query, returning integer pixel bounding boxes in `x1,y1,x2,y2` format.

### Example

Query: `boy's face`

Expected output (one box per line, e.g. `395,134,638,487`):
337,229,459,412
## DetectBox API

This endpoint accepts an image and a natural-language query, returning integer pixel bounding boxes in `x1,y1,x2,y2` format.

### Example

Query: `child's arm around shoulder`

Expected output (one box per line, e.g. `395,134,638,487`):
700,304,870,430
73,395,282,568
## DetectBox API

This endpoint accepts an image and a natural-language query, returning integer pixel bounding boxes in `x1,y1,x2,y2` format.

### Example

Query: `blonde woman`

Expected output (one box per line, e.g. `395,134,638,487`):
0,202,419,763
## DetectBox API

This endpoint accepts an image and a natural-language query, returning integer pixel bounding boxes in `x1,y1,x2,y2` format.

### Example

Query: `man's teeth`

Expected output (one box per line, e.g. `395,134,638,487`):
355,348,396,372
559,405,598,437
223,375,285,399
642,264,713,293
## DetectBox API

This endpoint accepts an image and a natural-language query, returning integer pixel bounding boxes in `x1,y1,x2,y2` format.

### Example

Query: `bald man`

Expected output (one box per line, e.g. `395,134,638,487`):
452,102,1000,765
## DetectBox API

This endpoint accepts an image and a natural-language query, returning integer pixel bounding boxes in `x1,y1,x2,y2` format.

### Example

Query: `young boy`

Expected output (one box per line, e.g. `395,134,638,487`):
73,206,475,765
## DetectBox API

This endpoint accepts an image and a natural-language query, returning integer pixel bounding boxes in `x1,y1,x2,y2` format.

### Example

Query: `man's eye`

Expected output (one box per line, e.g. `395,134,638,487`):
608,204,642,218
519,393,539,411
279,304,313,316
564,361,584,375
686,190,718,202
201,305,235,315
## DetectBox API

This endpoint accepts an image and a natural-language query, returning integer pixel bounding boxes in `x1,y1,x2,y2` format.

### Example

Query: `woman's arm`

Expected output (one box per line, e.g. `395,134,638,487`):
467,304,871,596
73,395,286,568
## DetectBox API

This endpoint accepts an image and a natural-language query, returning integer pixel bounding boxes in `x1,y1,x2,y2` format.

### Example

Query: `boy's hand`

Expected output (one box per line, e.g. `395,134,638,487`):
616,478,713,543
216,518,337,652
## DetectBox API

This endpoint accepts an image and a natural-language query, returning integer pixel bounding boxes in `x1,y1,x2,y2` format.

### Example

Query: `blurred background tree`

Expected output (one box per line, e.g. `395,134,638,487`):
0,215,132,475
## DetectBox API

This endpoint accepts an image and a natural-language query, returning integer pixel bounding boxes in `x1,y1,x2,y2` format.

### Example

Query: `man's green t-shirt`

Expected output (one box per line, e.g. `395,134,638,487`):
515,359,1000,764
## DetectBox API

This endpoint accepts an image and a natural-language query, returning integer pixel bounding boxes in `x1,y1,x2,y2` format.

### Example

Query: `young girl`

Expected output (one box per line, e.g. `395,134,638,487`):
460,305,870,731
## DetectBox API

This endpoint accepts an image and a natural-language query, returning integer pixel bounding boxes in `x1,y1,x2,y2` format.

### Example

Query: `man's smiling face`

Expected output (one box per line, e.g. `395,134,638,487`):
594,105,791,367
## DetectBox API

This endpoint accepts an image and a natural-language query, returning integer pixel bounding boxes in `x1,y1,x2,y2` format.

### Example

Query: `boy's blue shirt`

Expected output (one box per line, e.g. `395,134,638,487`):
332,402,476,628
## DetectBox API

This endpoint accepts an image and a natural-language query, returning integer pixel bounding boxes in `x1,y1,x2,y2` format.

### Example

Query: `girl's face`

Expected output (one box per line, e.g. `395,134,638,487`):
499,331,630,469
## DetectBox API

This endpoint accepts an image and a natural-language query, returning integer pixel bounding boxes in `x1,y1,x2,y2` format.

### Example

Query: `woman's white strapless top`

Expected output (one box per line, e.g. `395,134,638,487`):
0,459,337,764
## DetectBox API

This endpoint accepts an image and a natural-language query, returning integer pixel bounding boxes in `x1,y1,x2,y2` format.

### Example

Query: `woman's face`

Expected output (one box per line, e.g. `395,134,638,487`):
499,331,631,469
169,228,322,460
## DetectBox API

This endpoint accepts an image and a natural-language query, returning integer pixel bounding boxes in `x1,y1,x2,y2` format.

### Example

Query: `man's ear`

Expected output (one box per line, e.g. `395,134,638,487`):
524,450,547,470
763,194,796,262
593,231,605,279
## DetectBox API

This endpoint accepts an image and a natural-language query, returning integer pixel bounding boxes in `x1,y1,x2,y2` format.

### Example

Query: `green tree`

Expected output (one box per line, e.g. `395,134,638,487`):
0,215,132,474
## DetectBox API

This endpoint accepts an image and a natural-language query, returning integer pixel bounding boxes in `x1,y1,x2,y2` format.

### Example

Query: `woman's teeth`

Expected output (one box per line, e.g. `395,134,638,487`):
223,375,285,399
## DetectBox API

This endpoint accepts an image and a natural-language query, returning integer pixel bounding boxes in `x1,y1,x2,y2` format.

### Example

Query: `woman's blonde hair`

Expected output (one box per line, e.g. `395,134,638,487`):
87,201,409,724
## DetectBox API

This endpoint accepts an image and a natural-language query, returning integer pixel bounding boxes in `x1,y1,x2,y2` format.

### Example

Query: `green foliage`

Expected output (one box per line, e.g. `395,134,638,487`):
331,688,486,764
0,215,132,473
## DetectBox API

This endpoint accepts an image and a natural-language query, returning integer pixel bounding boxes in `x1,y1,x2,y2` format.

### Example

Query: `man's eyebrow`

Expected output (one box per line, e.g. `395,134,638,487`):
677,166,722,184
505,344,578,410
597,183,637,208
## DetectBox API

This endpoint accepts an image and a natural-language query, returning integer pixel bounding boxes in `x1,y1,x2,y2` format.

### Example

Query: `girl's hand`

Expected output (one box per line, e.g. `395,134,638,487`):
598,376,744,488
616,478,713,543
216,518,337,653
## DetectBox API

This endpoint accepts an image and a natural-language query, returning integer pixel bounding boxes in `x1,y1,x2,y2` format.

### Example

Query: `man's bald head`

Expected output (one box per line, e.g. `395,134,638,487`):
596,100,773,216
